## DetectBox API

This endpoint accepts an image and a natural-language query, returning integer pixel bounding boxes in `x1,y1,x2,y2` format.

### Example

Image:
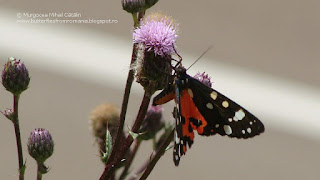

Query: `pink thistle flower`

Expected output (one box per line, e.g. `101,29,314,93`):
194,72,212,87
133,15,178,57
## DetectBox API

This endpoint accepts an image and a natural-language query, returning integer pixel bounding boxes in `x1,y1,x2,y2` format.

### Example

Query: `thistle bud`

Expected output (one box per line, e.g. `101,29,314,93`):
133,13,178,93
122,0,146,14
194,72,212,87
27,128,54,163
139,105,164,140
2,57,30,95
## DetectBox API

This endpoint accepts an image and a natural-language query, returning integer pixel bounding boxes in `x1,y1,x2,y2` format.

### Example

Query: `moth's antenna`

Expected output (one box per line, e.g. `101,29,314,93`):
187,46,213,70
173,45,183,68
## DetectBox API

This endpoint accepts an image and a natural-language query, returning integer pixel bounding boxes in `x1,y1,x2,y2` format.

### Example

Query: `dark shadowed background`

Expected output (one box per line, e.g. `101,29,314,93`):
1,0,320,179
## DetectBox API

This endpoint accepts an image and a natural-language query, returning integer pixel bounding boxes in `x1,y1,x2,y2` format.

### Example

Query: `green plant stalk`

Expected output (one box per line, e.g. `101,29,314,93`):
106,44,137,168
101,10,146,178
119,139,141,180
132,13,138,27
100,92,151,180
13,94,25,180
152,137,156,150
138,10,145,21
139,128,175,180
37,162,42,180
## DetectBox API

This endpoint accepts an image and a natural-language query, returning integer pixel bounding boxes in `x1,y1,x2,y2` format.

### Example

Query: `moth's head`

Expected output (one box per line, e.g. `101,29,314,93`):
175,66,187,78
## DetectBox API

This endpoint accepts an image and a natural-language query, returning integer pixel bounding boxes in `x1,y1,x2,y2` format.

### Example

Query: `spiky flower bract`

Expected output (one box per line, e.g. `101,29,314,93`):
194,72,212,87
133,13,178,94
2,57,30,95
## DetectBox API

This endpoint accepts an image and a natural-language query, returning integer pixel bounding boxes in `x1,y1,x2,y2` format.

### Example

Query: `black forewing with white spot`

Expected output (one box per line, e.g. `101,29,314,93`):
187,75,265,139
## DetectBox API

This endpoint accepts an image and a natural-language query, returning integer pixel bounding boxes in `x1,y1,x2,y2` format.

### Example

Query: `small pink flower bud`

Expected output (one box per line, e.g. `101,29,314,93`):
2,57,30,95
139,105,164,140
27,128,54,163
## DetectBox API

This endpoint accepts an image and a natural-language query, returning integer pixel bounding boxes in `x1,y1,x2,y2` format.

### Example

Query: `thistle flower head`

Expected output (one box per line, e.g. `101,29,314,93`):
90,104,120,138
133,13,178,57
27,128,54,163
2,57,30,95
133,13,178,94
194,72,212,87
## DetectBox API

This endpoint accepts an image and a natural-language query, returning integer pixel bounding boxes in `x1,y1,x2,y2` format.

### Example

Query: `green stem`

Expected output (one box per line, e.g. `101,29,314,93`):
139,128,175,180
106,42,137,169
152,137,156,150
100,92,151,180
37,162,42,180
106,11,145,164
99,9,147,180
13,94,25,180
132,13,138,27
119,140,141,180
108,9,146,164
138,10,146,22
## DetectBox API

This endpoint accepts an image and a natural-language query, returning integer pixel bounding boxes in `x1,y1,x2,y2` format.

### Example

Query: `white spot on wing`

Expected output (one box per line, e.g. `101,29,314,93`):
222,101,229,108
228,118,232,122
249,121,253,125
206,103,213,109
233,109,245,121
210,91,218,100
223,125,232,135
242,130,245,134
247,128,252,133
175,132,180,143
215,124,219,128
187,88,194,98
